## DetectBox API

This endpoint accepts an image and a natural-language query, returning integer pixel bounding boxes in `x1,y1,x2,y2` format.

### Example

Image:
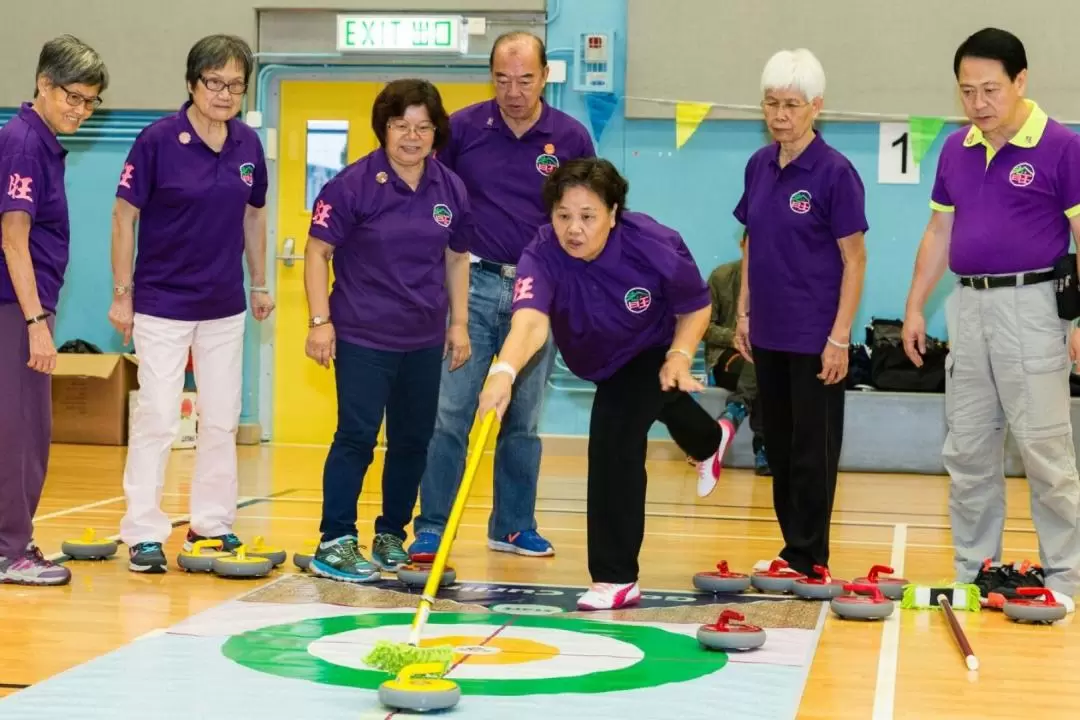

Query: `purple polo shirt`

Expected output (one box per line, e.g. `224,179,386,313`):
116,102,268,321
511,211,710,382
436,99,595,265
929,100,1080,275
0,104,70,313
734,133,869,355
307,148,472,352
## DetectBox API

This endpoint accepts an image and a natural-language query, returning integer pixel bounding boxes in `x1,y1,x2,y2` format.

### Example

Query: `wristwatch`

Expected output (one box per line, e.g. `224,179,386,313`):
309,315,331,328
113,283,132,297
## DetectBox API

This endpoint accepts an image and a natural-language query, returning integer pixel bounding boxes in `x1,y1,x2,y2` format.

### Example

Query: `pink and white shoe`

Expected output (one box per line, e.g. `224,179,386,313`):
0,546,71,586
577,582,642,611
697,418,735,497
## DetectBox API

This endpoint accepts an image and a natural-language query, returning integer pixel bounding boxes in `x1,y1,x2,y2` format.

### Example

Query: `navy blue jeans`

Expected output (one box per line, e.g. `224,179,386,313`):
320,339,443,543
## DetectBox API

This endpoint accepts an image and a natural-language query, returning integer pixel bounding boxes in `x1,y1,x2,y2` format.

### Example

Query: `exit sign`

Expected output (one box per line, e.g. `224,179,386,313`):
336,15,467,53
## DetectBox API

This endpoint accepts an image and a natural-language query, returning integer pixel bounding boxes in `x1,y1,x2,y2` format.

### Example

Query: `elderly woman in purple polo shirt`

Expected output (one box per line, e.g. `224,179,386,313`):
302,78,472,584
478,157,727,611
0,35,108,585
732,48,868,580
109,34,273,573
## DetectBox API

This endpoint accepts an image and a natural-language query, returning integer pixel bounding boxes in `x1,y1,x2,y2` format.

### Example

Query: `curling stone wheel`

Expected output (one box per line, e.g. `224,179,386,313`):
830,583,895,620
292,539,318,570
693,560,751,593
697,609,767,651
1003,587,1068,624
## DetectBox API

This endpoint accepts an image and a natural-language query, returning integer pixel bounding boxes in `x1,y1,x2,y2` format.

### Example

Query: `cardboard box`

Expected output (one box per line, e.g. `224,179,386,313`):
51,353,139,445
128,390,198,449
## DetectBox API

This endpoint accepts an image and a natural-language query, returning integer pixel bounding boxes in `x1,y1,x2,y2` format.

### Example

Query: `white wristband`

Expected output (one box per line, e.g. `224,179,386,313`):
827,336,849,349
488,361,517,383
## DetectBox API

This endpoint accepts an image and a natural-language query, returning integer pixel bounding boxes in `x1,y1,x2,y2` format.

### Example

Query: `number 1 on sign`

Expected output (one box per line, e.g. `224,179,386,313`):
878,122,919,184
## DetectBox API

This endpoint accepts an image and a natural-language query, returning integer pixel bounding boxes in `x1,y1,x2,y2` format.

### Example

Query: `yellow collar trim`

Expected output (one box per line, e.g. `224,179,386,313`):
963,99,1047,148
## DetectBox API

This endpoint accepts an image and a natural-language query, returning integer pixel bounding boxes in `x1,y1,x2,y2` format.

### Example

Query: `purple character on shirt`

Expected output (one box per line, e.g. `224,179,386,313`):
111,35,272,574
0,35,108,586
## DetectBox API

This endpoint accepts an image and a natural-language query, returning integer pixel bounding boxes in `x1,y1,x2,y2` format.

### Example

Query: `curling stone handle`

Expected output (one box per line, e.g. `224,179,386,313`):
1016,587,1054,603
812,565,831,582
716,609,745,627
400,662,446,681
866,564,894,581
843,583,885,601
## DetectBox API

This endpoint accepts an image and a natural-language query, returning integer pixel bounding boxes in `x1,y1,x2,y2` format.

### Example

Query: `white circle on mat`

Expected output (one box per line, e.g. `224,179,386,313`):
306,623,642,681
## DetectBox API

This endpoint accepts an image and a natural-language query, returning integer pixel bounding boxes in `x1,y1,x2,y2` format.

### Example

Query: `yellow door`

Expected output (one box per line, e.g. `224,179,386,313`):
272,79,494,446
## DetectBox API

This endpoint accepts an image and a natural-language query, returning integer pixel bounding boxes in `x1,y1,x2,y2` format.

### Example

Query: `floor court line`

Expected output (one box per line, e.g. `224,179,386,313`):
34,496,124,522
872,523,907,720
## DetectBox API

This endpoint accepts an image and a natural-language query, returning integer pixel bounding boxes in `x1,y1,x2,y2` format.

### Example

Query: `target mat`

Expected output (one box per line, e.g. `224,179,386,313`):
0,575,826,719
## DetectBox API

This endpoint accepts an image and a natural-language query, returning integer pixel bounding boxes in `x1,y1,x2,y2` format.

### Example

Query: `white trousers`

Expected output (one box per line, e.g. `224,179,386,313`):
119,311,246,545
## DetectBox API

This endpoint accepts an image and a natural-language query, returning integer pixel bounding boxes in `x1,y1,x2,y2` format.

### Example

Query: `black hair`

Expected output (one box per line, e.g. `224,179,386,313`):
371,79,451,152
543,158,628,219
489,31,547,69
953,28,1027,80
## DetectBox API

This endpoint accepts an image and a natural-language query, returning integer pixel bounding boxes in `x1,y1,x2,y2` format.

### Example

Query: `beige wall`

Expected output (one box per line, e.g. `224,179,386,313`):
2,0,545,110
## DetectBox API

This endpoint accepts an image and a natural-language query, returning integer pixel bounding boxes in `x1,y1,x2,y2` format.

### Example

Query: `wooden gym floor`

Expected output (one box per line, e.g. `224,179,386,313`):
2,442,1077,719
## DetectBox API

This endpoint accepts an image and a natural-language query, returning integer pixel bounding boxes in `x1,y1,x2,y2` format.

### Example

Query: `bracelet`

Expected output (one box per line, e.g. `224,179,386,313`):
488,361,517,383
666,348,693,362
25,312,49,326
250,286,270,294
827,336,850,349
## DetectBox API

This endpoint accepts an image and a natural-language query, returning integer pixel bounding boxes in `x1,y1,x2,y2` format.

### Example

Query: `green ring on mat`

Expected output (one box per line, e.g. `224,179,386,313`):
221,611,728,695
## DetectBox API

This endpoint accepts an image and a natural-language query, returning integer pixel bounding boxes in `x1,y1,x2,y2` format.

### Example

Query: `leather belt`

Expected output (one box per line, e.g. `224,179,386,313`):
958,269,1054,290
476,259,516,279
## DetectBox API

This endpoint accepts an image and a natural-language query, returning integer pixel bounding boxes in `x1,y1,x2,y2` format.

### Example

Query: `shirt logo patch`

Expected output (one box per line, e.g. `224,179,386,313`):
789,190,812,214
1009,162,1036,188
6,173,32,202
312,200,332,228
624,287,652,314
433,203,453,228
118,163,134,189
239,162,255,187
513,277,535,302
536,153,560,177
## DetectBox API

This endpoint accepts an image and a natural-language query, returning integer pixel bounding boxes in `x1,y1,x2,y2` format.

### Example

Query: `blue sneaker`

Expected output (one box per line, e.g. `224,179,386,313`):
721,400,748,429
488,529,554,557
407,531,442,562
755,446,771,476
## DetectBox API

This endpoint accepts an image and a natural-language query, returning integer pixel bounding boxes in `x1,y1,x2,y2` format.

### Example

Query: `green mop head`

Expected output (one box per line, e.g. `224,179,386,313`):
900,583,981,612
363,640,454,675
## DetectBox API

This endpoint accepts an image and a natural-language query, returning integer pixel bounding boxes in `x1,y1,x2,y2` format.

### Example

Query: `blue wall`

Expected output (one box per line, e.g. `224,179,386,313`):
30,0,968,440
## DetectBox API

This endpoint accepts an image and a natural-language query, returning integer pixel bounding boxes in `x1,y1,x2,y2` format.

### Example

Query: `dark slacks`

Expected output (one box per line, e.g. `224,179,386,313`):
320,338,442,543
0,303,53,559
588,345,723,583
751,345,845,575
712,346,766,452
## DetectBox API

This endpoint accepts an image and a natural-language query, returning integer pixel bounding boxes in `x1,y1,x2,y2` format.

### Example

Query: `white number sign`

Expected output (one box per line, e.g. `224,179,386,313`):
878,122,919,185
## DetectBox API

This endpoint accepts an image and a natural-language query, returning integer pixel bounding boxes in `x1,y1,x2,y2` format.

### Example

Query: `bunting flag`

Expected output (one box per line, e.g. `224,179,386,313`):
675,101,712,149
909,116,946,165
583,92,619,143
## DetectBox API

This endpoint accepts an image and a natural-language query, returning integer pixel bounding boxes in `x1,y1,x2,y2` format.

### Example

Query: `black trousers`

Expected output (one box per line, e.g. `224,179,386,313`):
588,345,723,583
711,347,765,453
752,345,845,576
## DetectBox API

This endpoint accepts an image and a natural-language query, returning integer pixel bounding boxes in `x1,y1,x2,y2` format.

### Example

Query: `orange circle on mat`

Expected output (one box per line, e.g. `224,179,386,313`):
419,635,560,665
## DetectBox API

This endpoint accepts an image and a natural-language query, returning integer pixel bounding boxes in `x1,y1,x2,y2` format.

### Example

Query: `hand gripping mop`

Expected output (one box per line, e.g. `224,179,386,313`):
364,410,497,713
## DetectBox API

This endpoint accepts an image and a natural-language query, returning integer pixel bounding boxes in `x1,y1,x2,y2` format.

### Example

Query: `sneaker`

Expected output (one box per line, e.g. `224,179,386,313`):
754,447,771,476
371,533,409,571
310,536,380,583
128,541,167,573
488,529,554,557
577,582,641,611
696,418,733,497
721,400,748,429
407,531,442,563
0,547,71,586
184,529,242,553
984,560,1046,608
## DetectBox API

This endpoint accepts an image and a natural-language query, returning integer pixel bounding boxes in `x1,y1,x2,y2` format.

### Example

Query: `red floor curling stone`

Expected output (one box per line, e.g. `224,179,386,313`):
751,559,805,593
697,609,767,651
693,561,751,593
397,562,457,588
831,583,895,620
792,565,848,600
853,564,909,600
1003,587,1067,624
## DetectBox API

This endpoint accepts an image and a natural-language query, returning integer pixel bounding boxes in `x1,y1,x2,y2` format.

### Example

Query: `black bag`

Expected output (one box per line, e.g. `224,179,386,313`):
1053,253,1080,320
865,318,948,393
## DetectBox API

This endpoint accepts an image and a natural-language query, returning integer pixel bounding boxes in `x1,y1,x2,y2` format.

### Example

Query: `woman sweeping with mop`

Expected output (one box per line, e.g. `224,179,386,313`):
478,157,728,611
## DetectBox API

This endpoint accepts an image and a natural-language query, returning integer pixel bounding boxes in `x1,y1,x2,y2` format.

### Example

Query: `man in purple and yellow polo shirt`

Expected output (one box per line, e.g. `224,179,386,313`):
903,27,1080,609
411,32,595,561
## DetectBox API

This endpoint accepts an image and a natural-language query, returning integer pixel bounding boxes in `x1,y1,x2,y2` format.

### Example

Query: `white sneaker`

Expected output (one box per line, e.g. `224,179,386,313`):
1050,590,1077,614
696,419,734,497
577,582,642,611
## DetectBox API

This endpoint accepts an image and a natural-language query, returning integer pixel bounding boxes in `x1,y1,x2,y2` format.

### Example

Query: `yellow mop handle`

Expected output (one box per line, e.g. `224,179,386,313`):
408,410,497,645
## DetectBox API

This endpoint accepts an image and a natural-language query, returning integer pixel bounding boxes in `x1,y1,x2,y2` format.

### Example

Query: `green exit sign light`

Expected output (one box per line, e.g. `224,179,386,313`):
337,15,467,54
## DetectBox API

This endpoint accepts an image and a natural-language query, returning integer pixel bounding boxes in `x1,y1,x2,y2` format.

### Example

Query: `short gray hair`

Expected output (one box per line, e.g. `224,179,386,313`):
185,34,254,89
760,48,825,101
35,35,108,96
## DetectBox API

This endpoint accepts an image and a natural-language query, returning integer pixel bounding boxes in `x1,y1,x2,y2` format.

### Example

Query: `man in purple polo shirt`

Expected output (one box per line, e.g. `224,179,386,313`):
732,48,868,580
0,35,108,586
903,28,1080,609
109,35,273,574
411,32,595,561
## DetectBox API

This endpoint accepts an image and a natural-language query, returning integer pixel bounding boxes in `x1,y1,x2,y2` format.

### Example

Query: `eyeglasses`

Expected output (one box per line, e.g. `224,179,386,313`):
58,84,102,110
387,120,435,136
761,100,809,115
200,76,248,95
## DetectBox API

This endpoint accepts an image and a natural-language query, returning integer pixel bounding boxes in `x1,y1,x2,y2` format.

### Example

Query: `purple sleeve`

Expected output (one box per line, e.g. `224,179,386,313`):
930,144,953,210
249,137,269,208
0,153,45,221
733,157,753,224
828,164,870,239
307,176,354,247
434,116,462,171
662,233,712,315
511,238,555,316
577,125,597,159
448,191,472,254
115,130,155,209
1058,136,1080,214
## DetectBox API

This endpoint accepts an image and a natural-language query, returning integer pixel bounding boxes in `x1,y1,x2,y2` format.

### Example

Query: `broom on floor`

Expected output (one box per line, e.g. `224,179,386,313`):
363,410,498,676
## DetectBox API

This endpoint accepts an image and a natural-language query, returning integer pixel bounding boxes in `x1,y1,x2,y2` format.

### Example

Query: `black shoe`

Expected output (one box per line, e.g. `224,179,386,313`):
184,529,243,553
973,559,1009,599
994,561,1045,601
128,541,167,573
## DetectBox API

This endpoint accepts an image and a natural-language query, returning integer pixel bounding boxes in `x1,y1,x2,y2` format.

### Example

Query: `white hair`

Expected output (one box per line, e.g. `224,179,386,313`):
760,49,826,101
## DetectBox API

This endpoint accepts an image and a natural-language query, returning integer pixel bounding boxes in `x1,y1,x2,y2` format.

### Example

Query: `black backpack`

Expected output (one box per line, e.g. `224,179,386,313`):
865,318,948,393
